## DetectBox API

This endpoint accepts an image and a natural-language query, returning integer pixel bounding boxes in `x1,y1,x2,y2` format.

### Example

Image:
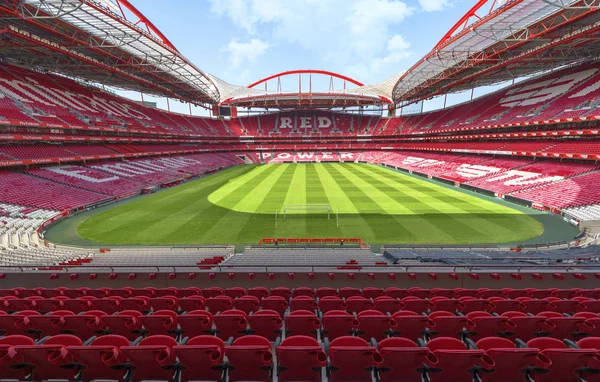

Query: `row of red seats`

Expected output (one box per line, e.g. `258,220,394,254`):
4,294,600,317
4,306,600,346
4,286,600,299
3,333,600,381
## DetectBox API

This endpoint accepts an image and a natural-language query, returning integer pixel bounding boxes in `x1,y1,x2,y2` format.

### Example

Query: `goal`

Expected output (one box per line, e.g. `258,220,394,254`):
276,204,339,228
283,204,331,219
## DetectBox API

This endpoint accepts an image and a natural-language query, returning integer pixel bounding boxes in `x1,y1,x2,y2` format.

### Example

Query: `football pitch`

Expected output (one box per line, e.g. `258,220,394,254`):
53,163,558,245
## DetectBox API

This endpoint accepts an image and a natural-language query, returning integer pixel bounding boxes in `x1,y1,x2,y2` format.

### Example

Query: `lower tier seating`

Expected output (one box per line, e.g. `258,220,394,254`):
3,287,600,381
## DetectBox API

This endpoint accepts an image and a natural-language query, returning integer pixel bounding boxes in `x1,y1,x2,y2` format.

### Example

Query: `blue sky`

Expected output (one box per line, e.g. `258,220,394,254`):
117,0,505,115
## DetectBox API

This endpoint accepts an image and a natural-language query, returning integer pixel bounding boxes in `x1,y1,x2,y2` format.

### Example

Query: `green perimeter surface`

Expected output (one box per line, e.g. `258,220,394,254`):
46,163,576,246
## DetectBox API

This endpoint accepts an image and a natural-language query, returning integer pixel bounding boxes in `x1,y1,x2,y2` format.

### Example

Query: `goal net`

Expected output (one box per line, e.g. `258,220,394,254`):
283,204,331,219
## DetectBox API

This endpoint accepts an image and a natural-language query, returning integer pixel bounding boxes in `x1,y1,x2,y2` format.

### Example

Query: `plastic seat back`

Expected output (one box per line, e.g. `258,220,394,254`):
225,335,273,382
328,336,382,382
322,310,358,340
15,334,82,381
276,335,326,382
392,311,433,341
378,337,438,382
67,334,130,382
356,310,397,342
121,335,178,381
427,337,495,382
285,310,321,338
174,335,225,382
213,309,248,340
248,309,282,341
178,310,213,338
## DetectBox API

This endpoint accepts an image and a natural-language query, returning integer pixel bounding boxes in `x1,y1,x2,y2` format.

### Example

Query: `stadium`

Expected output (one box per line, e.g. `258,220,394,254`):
1,0,600,380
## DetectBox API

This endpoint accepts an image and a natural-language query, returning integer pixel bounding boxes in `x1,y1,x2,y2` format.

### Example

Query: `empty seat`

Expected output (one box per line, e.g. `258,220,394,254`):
476,337,551,382
174,335,226,382
225,335,273,382
15,334,82,381
285,310,321,338
377,337,438,382
391,311,433,341
178,310,213,338
67,334,130,382
248,309,282,341
276,335,327,382
321,310,358,340
214,309,248,340
234,295,260,314
327,336,382,382
356,310,397,342
426,337,495,382
121,335,178,381
527,337,600,382
291,296,317,312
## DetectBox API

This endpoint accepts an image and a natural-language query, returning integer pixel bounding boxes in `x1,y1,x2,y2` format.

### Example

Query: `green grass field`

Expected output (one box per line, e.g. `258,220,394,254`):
69,163,549,245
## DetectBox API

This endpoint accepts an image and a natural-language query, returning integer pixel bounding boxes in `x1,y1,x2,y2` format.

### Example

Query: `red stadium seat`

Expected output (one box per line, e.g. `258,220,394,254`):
67,335,130,382
0,335,36,381
276,335,327,382
174,335,226,382
234,295,260,314
262,295,289,317
377,337,438,382
373,296,402,314
293,287,316,298
527,337,600,382
248,309,282,341
15,334,82,381
426,337,495,382
327,336,382,382
391,311,433,341
178,295,207,312
62,310,107,340
475,337,551,382
178,310,213,338
319,296,346,313
225,335,273,382
321,310,358,340
101,310,144,340
345,296,374,313
285,310,321,338
356,310,397,341
291,295,318,312
214,309,248,340
139,309,179,337
466,311,517,341
207,295,234,313
121,335,178,382
428,311,474,339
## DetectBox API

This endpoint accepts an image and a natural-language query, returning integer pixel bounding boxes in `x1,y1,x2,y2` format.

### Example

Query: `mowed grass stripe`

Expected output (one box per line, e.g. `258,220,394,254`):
327,163,450,242
282,163,307,211
315,163,378,238
359,164,537,237
200,164,290,240
353,164,542,242
343,164,486,241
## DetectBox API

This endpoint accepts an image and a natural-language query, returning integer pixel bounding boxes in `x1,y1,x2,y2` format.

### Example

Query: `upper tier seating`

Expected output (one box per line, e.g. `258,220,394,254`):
0,64,233,136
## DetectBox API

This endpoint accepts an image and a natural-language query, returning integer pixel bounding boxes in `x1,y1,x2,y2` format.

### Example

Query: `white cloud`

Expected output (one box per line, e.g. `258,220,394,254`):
418,0,450,12
209,0,415,80
224,38,271,68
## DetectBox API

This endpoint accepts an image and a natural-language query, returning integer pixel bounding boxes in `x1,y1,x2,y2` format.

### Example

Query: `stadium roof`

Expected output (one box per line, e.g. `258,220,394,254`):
1,0,599,109
393,0,600,104
0,0,221,106
218,70,399,110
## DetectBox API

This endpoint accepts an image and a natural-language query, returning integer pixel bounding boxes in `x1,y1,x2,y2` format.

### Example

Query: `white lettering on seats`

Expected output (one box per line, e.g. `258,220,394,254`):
279,117,292,129
455,164,502,179
47,166,119,183
500,69,598,107
299,117,312,129
317,117,332,128
484,170,564,186
296,152,314,159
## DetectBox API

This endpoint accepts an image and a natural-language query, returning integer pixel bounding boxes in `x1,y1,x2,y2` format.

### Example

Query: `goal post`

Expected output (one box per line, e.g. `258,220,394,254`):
283,204,331,219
